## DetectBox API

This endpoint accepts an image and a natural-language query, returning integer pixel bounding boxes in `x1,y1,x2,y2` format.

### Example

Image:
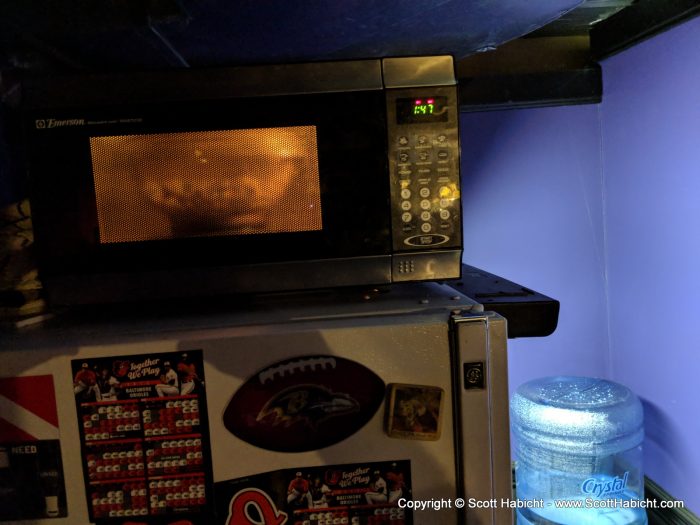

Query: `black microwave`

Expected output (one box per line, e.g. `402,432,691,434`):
23,55,462,305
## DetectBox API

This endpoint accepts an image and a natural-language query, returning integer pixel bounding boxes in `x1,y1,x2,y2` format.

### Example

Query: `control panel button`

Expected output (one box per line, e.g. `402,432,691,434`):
398,169,412,178
439,198,450,208
397,260,415,273
437,150,449,160
418,151,430,162
404,234,449,247
398,136,409,146
419,187,430,198
421,223,432,233
421,211,431,221
439,186,452,198
400,188,411,199
402,212,412,223
440,209,450,220
417,135,428,145
398,152,410,163
436,134,447,144
420,199,431,210
401,201,412,211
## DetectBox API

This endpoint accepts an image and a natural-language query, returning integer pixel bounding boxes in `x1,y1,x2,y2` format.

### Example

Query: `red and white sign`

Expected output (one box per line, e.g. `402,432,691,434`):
0,375,60,442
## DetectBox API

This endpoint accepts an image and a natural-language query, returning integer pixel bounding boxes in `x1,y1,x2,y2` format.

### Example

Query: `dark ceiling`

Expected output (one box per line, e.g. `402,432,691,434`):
10,0,700,116
0,0,630,74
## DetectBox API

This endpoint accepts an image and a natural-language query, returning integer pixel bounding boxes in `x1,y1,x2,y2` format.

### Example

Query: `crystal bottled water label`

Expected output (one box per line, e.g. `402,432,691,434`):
582,472,629,498
514,444,644,501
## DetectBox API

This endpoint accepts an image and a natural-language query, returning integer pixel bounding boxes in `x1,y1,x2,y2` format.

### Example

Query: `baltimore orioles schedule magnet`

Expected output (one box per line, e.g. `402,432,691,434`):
71,350,215,525
215,460,413,525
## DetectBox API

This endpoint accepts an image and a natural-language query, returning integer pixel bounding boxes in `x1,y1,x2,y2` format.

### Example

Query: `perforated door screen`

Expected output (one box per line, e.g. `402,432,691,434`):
90,126,323,243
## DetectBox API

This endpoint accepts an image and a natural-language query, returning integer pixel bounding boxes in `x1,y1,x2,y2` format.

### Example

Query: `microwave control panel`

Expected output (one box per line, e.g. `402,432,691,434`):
386,85,461,252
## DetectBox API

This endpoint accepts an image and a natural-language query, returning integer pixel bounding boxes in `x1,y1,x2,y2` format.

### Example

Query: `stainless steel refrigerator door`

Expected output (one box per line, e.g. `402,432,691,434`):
1,284,510,525
1,315,462,523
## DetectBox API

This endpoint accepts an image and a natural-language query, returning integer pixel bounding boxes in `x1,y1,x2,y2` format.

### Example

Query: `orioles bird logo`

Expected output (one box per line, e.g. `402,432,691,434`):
113,360,130,378
256,385,359,428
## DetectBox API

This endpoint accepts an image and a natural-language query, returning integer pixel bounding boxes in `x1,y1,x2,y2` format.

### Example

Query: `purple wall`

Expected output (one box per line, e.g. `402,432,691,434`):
600,15,700,513
460,15,700,514
460,105,609,391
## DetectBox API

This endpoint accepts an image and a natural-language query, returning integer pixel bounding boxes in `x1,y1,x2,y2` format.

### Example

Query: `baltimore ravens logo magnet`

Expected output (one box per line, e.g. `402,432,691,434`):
223,356,385,452
256,384,360,428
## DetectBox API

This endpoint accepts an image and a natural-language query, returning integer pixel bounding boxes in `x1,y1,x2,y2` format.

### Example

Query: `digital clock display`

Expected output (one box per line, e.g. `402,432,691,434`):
396,96,448,124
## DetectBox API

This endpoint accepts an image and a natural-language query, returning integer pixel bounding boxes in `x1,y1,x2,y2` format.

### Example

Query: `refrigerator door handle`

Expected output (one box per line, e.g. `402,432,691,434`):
451,312,512,525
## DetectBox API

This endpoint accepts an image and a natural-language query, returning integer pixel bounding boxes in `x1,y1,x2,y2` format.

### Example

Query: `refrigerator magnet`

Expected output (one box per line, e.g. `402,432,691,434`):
223,355,385,452
385,383,444,441
215,459,413,523
70,350,216,524
0,375,68,520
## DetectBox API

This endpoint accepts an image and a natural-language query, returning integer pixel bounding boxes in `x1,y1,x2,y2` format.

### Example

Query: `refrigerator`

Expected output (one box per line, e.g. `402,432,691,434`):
1,282,511,525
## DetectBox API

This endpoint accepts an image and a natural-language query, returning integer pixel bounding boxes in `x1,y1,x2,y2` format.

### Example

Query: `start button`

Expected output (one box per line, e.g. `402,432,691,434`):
404,234,449,247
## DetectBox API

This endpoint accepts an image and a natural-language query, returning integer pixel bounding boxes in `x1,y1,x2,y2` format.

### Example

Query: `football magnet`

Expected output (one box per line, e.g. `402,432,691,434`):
223,356,385,452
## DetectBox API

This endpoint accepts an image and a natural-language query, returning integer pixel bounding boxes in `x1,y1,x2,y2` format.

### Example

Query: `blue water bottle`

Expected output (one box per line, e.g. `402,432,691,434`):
511,376,647,525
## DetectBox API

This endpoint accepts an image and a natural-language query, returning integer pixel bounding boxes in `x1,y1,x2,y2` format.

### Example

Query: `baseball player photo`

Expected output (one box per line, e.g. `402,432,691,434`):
155,361,179,397
95,367,121,401
73,362,98,401
364,470,388,504
386,463,406,503
287,471,312,508
309,476,332,508
177,352,201,395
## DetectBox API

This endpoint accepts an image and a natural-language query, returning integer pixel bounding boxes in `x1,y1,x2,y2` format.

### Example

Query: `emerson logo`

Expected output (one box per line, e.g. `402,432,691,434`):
581,472,629,498
35,118,85,129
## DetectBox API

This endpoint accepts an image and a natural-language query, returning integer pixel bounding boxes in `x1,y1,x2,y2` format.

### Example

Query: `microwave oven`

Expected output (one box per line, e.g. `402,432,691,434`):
22,55,462,305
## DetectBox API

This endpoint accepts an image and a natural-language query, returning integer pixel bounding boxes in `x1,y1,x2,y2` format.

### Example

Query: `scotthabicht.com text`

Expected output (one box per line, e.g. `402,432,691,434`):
398,498,685,511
